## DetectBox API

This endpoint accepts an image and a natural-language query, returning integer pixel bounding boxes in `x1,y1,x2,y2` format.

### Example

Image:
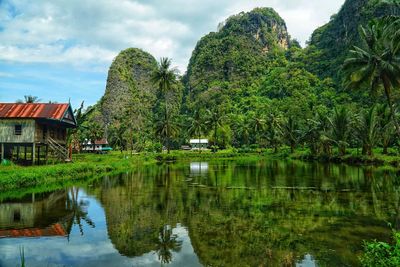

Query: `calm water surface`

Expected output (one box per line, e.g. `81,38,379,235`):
0,159,399,267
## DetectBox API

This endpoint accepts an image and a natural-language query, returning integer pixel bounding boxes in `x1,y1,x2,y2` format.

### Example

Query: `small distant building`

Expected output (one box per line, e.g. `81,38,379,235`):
0,103,77,165
82,138,112,153
189,139,209,150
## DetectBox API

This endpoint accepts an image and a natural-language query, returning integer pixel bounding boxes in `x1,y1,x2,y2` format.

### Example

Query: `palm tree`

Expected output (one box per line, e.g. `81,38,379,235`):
343,18,400,138
303,112,331,156
188,110,206,152
250,115,266,145
377,104,395,154
152,58,178,153
328,106,352,156
283,116,300,153
265,113,282,153
155,110,180,153
155,225,182,264
356,106,379,156
16,95,41,103
88,121,104,153
205,108,225,152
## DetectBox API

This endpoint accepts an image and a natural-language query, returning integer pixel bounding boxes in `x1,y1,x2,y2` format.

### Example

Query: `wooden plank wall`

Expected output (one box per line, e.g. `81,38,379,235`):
0,120,35,143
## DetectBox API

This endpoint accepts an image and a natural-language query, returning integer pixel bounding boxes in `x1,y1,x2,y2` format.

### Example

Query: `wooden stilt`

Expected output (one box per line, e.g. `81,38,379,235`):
32,143,36,165
1,143,3,161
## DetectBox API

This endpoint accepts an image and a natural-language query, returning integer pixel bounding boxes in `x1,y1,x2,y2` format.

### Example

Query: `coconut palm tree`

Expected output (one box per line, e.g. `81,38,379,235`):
152,58,178,153
188,110,206,152
16,95,41,103
328,106,352,156
205,108,226,151
283,116,300,153
155,225,182,264
343,18,400,138
356,106,379,156
155,110,180,153
303,112,332,156
250,114,266,145
265,113,282,153
377,104,395,154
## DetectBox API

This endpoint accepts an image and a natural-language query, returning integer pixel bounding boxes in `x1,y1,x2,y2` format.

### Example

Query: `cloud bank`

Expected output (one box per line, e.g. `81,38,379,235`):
0,0,345,106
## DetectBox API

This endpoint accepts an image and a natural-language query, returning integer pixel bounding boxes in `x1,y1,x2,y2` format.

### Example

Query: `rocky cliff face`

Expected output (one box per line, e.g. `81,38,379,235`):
100,48,158,125
306,0,400,83
185,8,291,98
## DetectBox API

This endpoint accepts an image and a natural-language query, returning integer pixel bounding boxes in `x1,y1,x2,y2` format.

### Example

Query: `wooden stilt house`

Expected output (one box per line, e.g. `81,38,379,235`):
0,103,77,165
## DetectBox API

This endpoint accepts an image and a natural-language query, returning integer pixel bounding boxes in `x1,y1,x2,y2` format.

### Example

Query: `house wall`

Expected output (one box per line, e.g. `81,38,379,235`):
34,122,67,144
0,119,35,143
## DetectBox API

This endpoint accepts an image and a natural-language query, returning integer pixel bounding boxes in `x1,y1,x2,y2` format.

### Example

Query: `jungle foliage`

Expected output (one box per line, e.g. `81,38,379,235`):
75,1,400,159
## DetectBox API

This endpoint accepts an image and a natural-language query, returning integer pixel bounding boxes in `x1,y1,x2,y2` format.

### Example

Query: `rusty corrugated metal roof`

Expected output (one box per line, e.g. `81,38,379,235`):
0,103,69,120
0,223,67,238
95,138,108,145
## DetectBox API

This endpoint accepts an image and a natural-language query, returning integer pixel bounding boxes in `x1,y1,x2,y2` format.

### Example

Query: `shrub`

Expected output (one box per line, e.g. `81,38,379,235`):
360,231,400,267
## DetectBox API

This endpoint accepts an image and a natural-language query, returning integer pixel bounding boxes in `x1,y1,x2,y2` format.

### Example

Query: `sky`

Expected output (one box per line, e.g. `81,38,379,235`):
0,0,346,108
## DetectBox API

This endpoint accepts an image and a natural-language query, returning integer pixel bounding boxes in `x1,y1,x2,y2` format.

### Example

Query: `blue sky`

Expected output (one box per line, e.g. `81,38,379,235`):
0,0,345,109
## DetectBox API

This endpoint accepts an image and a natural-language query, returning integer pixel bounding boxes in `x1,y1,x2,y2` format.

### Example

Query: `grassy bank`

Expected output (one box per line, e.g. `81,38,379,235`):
1,148,400,197
290,147,400,168
0,153,156,194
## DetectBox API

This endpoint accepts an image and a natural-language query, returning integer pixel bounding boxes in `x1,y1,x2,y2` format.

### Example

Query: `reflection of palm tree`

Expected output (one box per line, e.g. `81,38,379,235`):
65,187,95,238
155,225,182,265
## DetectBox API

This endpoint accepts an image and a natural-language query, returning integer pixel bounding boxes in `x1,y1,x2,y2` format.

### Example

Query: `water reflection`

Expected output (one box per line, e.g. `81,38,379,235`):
296,254,318,267
0,188,93,239
189,162,209,177
155,225,183,264
0,159,399,266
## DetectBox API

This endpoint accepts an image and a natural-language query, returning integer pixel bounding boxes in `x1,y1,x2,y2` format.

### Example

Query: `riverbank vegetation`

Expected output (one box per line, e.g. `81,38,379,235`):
360,231,400,267
74,14,400,166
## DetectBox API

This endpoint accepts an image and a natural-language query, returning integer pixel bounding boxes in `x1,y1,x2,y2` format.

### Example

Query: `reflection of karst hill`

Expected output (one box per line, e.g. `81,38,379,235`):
89,161,400,266
185,162,400,266
0,190,76,238
93,167,184,257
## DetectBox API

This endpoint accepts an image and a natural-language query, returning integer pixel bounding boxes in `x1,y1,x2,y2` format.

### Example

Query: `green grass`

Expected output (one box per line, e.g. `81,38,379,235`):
2,148,400,198
0,152,156,195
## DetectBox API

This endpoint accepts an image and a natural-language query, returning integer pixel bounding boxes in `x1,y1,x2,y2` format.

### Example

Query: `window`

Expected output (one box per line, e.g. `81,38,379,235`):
15,125,22,135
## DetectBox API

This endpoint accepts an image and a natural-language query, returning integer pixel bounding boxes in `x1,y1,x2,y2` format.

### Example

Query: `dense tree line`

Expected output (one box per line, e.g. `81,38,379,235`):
75,15,400,157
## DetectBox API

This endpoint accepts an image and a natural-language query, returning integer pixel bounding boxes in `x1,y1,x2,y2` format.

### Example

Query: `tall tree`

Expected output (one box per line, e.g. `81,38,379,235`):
377,104,395,154
344,18,400,138
205,108,226,152
328,106,352,156
283,116,300,153
188,110,207,152
16,95,41,103
356,106,379,156
155,109,180,152
152,58,178,153
265,112,282,153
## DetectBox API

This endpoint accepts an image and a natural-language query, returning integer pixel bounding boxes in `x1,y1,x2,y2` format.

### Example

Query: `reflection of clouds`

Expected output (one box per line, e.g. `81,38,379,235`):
0,191,201,267
296,254,318,267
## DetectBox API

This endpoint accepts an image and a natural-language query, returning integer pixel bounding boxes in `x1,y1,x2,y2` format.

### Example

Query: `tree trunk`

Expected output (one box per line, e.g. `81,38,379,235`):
362,144,367,155
214,124,217,153
383,76,400,139
383,146,388,155
339,145,346,156
290,142,295,153
166,99,170,154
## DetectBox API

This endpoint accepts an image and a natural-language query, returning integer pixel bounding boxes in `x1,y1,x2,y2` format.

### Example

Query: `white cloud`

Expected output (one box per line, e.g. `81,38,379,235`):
0,0,345,73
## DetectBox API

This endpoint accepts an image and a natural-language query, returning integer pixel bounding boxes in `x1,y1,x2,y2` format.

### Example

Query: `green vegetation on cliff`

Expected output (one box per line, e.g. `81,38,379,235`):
75,2,400,163
306,0,400,86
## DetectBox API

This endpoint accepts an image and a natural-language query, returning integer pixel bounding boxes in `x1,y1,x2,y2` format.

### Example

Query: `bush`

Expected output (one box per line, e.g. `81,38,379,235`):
360,231,400,267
